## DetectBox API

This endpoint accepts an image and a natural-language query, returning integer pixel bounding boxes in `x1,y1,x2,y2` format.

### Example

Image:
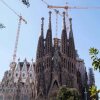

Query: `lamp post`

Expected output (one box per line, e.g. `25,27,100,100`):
84,88,87,100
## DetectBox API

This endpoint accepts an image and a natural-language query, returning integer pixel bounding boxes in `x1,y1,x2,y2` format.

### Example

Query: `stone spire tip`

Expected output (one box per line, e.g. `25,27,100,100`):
48,11,52,30
41,17,44,36
62,11,66,30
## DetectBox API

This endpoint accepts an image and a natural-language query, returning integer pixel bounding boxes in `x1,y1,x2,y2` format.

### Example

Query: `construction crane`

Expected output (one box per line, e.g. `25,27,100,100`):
44,1,100,17
42,0,100,16
0,23,5,29
0,0,27,70
42,0,100,37
48,5,100,10
22,0,30,7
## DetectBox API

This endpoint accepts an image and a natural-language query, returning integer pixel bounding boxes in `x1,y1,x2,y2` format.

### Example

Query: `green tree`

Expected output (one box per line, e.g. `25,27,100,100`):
89,48,100,99
56,86,80,100
89,48,100,71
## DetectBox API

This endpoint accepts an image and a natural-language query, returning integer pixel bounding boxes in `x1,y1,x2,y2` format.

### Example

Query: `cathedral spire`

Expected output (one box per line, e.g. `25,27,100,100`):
48,11,52,30
69,18,73,38
62,12,66,30
61,12,67,54
41,17,44,37
69,18,76,59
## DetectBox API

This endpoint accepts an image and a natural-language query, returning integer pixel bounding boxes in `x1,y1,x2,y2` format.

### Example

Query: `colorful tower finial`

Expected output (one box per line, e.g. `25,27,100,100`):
41,17,44,37
48,11,52,30
62,12,66,30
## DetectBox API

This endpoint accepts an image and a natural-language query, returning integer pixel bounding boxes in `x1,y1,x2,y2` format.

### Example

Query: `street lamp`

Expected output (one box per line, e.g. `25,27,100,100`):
84,88,87,100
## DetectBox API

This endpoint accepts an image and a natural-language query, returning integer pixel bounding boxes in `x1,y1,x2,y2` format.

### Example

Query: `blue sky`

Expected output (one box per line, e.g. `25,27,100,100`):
0,0,100,93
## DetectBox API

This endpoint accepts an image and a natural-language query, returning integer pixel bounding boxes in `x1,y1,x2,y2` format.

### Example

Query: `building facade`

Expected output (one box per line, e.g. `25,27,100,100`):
0,11,88,100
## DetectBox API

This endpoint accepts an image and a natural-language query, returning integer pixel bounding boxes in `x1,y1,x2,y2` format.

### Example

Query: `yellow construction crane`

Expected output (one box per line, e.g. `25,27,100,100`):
0,23,5,29
0,0,27,70
42,0,100,16
42,0,100,37
22,0,30,7
48,5,100,10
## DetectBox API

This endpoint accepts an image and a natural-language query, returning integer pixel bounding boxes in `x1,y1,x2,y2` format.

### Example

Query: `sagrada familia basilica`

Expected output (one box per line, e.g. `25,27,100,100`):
0,11,88,100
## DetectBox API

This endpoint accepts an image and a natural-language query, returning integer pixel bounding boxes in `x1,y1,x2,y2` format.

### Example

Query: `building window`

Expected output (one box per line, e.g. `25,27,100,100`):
23,73,25,77
72,63,73,73
64,58,65,68
30,74,32,77
66,60,68,69
9,73,11,77
16,73,18,77
68,61,69,71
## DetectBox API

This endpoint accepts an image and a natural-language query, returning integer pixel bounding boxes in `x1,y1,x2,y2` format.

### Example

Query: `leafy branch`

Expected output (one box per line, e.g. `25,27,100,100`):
89,48,100,71
89,85,100,99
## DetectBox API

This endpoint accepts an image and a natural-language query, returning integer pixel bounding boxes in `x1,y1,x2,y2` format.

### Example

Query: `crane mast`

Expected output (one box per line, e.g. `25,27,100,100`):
0,0,27,70
13,16,27,63
11,16,27,71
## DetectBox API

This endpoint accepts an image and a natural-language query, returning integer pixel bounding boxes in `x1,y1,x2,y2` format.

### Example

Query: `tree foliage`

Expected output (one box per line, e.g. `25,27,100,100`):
56,86,80,100
89,48,100,71
89,48,100,100
89,85,97,98
89,85,100,99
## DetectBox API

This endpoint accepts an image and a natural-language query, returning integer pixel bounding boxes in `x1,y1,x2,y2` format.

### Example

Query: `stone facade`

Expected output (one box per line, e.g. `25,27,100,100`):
0,59,36,100
35,12,87,100
0,11,88,100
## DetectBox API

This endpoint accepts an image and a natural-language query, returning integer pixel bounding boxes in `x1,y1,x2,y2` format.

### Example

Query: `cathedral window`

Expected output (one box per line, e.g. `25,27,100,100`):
69,62,71,72
62,58,64,68
68,61,69,71
9,73,11,77
16,95,20,100
38,68,39,73
74,64,76,74
36,67,37,73
64,48,65,54
66,60,67,69
23,73,25,77
68,46,69,57
72,63,73,73
16,73,18,77
64,58,65,68
30,74,32,77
